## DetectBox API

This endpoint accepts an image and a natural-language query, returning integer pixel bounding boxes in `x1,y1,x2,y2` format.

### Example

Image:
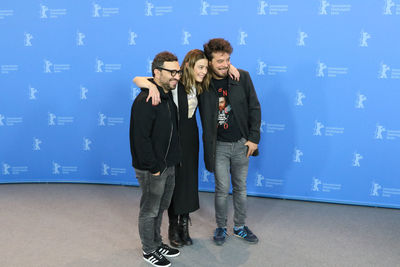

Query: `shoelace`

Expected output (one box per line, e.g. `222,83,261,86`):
244,226,253,235
152,250,164,260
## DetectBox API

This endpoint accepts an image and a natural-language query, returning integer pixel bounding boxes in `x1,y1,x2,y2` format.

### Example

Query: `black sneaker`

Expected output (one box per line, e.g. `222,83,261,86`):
233,226,259,244
143,250,171,267
213,227,228,246
157,243,180,258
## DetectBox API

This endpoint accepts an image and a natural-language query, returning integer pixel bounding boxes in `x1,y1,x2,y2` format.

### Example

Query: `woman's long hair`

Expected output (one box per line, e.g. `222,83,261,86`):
180,49,211,95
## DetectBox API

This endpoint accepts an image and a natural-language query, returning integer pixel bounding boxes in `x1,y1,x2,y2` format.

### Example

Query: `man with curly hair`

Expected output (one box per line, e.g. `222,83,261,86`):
199,38,261,246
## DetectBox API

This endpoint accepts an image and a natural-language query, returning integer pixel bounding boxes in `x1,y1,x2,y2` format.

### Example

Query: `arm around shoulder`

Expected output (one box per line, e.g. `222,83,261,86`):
132,76,160,105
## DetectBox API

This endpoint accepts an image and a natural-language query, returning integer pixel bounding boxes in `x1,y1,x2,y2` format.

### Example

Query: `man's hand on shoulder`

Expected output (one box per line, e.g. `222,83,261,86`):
146,83,161,106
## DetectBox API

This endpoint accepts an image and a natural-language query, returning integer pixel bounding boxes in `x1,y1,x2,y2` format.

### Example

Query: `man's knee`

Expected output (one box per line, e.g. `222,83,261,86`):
139,205,159,218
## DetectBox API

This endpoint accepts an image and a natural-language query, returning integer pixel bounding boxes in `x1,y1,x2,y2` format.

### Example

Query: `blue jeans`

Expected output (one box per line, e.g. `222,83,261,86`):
135,166,175,253
214,138,249,228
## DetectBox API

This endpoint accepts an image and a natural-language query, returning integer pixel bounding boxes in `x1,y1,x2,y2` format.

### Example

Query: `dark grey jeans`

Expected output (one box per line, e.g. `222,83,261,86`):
135,166,175,253
214,138,249,228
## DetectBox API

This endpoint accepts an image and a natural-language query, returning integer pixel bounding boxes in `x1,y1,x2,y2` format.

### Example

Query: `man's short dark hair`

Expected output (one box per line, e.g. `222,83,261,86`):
203,38,233,61
151,51,178,76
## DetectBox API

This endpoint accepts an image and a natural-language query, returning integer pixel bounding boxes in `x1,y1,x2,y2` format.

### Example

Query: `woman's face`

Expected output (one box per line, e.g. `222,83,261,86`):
193,58,208,82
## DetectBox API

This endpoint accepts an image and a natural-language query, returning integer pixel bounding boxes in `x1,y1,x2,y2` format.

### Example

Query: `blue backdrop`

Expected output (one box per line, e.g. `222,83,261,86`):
1,0,399,209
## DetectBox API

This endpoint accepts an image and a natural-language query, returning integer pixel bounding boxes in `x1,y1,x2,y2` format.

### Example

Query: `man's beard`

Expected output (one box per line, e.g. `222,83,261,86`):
161,78,178,91
211,65,228,78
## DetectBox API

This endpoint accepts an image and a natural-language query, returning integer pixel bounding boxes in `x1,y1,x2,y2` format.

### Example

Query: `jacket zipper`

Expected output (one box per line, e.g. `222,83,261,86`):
162,101,173,175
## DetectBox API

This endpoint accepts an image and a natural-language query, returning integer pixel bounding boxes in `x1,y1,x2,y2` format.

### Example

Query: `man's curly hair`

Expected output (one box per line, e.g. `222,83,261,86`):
203,38,233,61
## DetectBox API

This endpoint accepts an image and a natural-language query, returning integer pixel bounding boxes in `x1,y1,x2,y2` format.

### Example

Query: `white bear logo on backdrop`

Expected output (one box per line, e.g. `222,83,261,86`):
297,30,308,46
83,138,92,151
200,1,210,15
312,177,322,191
375,124,386,139
383,0,395,15
202,169,211,183
48,113,56,126
80,86,88,100
359,30,370,47
352,152,362,167
295,91,305,106
44,60,53,73
313,120,324,136
52,162,61,175
145,1,154,16
102,163,110,175
77,31,85,46
93,3,102,17
319,0,330,15
355,92,366,109
293,148,303,163
258,1,268,15
316,61,327,77
98,113,107,126
378,63,390,78
24,33,33,46
256,172,265,187
40,4,49,18
370,182,382,196
33,138,42,151
238,30,247,45
182,30,191,45
2,163,11,175
257,60,267,75
129,30,138,45
95,58,104,73
29,85,38,100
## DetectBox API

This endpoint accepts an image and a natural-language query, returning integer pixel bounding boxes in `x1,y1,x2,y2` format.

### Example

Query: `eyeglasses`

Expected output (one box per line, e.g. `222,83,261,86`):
158,67,182,77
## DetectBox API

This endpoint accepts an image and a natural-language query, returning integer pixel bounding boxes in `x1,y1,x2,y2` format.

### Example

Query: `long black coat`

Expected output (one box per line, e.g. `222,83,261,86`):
170,82,200,214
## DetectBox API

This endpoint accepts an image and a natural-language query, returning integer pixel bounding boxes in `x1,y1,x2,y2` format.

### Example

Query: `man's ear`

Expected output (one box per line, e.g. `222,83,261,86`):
154,68,160,78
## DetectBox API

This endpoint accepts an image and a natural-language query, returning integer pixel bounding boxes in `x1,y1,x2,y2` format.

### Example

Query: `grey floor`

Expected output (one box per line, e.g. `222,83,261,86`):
0,184,399,267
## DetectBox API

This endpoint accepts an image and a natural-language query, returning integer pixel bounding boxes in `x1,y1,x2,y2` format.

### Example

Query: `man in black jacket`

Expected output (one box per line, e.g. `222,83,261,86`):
130,51,182,267
199,38,261,246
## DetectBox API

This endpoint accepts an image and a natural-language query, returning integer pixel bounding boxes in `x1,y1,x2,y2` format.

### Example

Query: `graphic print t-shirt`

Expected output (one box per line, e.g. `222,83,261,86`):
213,77,242,142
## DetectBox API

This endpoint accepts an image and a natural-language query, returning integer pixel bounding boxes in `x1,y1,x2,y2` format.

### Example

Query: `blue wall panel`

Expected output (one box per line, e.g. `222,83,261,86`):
1,1,399,208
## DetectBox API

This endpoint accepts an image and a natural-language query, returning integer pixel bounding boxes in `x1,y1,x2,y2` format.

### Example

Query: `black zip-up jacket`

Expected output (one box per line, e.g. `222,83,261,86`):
198,69,261,172
129,81,181,174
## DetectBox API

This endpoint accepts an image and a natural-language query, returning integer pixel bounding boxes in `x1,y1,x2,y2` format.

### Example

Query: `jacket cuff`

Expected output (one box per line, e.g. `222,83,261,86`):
248,136,259,145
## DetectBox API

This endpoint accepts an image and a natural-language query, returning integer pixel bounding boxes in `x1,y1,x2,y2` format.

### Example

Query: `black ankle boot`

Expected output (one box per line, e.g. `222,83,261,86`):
168,217,184,248
179,214,193,246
